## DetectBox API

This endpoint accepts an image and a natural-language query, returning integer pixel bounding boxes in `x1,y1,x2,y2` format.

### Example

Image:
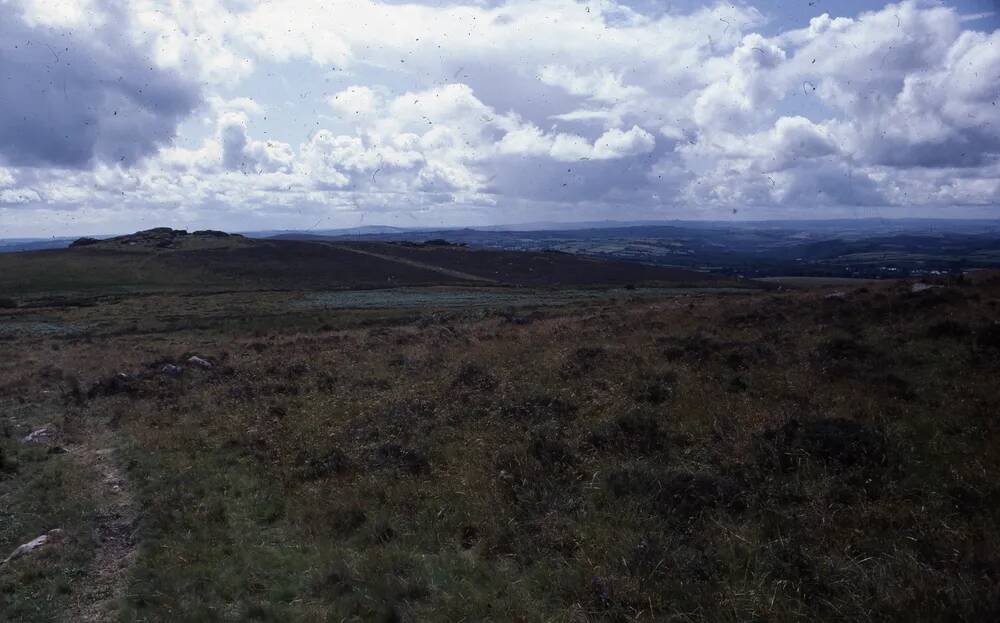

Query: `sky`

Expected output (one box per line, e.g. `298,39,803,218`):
0,0,999,237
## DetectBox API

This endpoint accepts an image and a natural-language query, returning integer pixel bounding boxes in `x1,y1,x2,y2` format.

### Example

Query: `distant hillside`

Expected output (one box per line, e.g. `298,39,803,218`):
0,228,725,297
0,238,78,253
6,220,1000,280
343,240,717,287
276,221,1000,278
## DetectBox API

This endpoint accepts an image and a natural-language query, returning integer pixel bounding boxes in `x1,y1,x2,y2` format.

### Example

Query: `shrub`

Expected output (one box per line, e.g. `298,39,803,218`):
499,394,577,423
374,444,430,475
588,411,669,456
632,372,677,404
926,319,972,339
528,431,577,467
606,468,743,519
657,333,723,362
293,448,352,482
978,323,1000,350
496,434,582,519
755,418,887,473
452,362,497,391
561,346,608,378
88,372,146,398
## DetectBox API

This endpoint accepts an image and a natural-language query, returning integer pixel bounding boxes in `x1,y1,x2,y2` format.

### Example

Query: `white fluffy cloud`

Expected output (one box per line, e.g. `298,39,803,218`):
539,65,647,104
328,87,384,121
0,0,998,235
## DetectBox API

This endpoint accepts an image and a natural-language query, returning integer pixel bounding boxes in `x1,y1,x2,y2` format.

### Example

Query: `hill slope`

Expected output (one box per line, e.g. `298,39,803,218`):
1,273,998,620
0,228,726,297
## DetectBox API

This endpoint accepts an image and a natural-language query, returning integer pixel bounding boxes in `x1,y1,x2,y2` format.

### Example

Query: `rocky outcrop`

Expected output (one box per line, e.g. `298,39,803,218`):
70,228,245,250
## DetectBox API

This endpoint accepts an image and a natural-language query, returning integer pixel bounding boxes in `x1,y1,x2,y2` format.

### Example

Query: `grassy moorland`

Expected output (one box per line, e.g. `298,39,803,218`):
0,229,726,297
1,237,999,621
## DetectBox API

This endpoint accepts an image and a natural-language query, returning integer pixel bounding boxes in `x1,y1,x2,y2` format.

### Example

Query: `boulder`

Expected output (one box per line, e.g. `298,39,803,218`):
160,364,183,377
187,356,213,369
21,427,56,445
911,282,940,293
0,529,64,567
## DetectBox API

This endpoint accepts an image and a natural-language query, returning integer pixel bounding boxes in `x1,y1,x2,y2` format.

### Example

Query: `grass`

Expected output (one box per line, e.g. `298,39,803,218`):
0,402,100,622
292,286,749,310
757,276,888,288
0,237,728,300
1,274,999,621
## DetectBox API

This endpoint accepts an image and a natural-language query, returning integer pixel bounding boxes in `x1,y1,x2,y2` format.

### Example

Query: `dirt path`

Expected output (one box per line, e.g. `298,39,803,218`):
62,439,138,623
328,243,501,284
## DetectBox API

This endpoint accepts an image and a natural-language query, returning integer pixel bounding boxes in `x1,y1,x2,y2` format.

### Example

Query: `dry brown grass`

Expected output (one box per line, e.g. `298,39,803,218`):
2,276,999,621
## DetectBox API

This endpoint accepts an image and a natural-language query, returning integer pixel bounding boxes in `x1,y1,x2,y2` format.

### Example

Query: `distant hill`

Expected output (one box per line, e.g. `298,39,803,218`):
274,220,1000,278
0,228,724,297
254,225,415,238
0,238,78,253
6,219,1000,280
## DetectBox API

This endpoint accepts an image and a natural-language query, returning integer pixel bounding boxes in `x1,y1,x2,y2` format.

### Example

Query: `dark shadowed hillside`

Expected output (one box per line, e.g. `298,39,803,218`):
0,228,727,297
340,240,720,286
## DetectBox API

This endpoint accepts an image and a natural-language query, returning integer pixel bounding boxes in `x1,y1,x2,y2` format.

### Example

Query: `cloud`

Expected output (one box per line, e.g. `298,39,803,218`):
499,123,655,163
538,65,646,103
129,0,253,85
754,2,1000,172
497,126,553,158
848,28,1000,168
676,1,1000,211
1,0,999,236
219,112,294,174
0,188,42,205
328,86,384,121
17,0,104,29
0,1,201,170
593,126,656,159
210,96,264,117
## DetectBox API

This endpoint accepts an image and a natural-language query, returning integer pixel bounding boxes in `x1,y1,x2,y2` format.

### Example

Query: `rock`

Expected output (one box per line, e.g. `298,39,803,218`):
21,427,56,445
192,229,231,238
187,356,213,369
0,529,64,567
824,291,847,299
911,282,940,293
71,228,244,250
160,364,183,377
104,475,125,493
